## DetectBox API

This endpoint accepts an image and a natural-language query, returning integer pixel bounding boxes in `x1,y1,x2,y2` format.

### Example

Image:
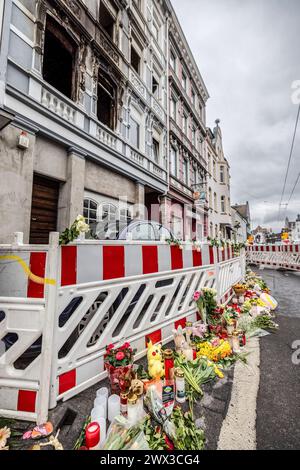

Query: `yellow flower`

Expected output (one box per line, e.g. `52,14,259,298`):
214,365,224,378
0,427,11,449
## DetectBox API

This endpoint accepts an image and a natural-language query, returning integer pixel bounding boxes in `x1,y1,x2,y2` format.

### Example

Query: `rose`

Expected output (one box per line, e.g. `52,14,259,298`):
116,351,125,361
120,342,130,350
193,291,202,301
77,220,89,233
106,344,114,351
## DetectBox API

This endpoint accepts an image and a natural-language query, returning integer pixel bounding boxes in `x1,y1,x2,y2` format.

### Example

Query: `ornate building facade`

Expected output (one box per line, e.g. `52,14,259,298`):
0,0,170,243
0,0,232,244
165,7,209,240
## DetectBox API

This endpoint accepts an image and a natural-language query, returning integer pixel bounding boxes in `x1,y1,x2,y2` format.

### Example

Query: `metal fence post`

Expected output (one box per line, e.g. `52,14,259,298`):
214,246,221,303
240,247,246,279
36,232,60,424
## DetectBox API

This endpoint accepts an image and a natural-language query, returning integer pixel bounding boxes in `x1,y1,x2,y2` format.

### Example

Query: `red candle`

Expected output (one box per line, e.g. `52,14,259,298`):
163,349,174,380
85,422,100,450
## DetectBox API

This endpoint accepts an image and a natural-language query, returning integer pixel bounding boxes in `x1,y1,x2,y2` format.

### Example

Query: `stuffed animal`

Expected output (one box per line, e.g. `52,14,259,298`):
147,340,164,379
192,323,207,339
173,326,193,360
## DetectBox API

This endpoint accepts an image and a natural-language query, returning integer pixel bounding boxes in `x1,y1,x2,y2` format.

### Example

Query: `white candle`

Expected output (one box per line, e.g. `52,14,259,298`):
94,396,107,419
98,417,106,448
97,387,108,399
108,394,120,422
91,404,106,422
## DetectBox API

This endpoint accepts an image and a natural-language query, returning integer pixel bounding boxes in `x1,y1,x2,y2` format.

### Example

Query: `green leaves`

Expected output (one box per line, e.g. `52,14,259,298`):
170,407,205,450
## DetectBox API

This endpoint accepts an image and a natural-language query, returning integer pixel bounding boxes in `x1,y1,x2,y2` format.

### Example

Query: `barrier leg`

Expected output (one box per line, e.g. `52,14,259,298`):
36,232,60,424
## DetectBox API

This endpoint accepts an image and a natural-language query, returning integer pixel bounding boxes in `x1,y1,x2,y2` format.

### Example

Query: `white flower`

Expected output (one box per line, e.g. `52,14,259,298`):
0,427,11,449
77,220,89,233
76,215,85,223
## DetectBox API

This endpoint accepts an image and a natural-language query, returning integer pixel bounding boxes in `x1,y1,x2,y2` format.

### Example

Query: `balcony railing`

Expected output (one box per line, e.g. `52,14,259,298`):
41,87,76,124
97,126,117,150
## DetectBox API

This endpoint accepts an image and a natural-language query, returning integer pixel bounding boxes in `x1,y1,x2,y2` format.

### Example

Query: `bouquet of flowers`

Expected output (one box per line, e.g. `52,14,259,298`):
223,306,239,326
193,288,218,325
104,342,135,393
59,215,89,245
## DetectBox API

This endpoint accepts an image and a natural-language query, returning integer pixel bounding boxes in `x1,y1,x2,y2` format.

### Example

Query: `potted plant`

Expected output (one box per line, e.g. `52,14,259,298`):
104,342,135,394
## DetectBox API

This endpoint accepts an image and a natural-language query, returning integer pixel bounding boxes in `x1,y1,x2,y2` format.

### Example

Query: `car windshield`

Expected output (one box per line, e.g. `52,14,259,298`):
92,220,130,240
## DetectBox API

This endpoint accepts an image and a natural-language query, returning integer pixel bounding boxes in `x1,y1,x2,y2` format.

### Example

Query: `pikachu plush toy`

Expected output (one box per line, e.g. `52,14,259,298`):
147,340,165,379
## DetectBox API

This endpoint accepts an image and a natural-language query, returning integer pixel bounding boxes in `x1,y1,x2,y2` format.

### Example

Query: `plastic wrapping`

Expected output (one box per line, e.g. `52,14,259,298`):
102,415,149,450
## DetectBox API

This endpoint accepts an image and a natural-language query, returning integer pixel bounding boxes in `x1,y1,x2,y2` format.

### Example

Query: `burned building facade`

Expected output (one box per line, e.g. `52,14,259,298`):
0,0,170,243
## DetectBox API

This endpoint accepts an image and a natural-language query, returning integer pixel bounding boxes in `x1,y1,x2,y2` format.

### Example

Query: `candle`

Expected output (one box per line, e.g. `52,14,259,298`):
94,397,107,419
232,331,241,353
163,349,174,380
127,394,138,425
96,387,108,399
98,417,106,448
91,405,105,424
120,391,129,416
135,390,144,419
175,368,186,404
85,422,101,450
108,394,120,422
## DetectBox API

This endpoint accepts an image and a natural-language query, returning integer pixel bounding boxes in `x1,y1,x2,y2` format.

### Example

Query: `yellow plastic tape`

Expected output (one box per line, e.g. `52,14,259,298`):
0,254,56,286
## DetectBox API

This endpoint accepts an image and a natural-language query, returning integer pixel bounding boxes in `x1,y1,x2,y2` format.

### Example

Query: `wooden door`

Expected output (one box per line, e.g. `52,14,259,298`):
29,175,59,244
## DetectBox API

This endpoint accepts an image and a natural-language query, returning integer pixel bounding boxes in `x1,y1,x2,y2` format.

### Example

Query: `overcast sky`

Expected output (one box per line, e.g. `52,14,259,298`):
172,0,300,231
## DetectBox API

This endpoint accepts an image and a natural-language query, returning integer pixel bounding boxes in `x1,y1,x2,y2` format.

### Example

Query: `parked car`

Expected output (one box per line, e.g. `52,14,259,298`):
92,219,175,241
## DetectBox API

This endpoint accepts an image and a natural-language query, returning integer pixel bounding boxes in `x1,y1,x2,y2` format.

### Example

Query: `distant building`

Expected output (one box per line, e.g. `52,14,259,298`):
251,225,270,244
265,232,282,244
206,121,232,239
231,205,249,242
285,215,300,242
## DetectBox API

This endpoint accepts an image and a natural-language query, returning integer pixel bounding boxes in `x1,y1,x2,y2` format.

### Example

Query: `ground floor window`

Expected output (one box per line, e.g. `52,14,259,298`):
84,199,98,225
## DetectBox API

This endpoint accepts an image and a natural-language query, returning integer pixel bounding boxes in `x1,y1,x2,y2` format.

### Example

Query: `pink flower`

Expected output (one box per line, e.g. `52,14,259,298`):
193,291,202,301
120,342,130,350
116,351,125,361
106,344,114,351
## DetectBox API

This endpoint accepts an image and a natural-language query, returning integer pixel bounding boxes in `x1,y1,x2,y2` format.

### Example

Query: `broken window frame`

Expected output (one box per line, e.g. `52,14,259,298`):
97,62,118,131
42,14,78,101
99,0,117,42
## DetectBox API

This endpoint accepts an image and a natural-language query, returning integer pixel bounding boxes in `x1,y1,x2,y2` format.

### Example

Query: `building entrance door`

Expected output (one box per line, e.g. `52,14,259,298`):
29,174,59,244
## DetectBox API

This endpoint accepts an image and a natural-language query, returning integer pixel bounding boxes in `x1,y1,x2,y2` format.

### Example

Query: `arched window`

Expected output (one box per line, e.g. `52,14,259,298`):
120,208,132,222
83,198,98,225
100,203,117,222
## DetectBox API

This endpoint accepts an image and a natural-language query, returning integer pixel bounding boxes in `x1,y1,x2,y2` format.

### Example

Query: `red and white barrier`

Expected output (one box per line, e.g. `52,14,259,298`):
0,236,244,421
246,244,300,271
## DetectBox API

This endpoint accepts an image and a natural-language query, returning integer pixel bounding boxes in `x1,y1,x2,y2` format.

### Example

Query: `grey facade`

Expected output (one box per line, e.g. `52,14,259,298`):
0,0,171,243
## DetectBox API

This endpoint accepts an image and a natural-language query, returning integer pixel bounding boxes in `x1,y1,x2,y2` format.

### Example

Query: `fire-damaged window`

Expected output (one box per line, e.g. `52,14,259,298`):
99,1,116,40
97,67,117,130
42,16,77,100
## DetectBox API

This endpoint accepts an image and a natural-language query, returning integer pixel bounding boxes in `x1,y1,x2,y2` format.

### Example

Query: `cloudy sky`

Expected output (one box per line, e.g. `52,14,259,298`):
172,0,300,231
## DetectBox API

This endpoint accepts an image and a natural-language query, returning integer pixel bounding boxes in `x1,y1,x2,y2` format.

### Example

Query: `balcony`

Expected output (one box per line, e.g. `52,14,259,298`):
127,145,167,182
129,69,147,101
151,95,165,123
170,175,194,199
41,87,77,125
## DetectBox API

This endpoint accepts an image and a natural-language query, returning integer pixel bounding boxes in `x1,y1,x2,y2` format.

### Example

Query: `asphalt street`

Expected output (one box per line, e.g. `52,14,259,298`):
256,269,300,450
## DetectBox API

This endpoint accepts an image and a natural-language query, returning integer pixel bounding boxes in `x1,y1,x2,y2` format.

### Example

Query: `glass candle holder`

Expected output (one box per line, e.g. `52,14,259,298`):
94,396,107,419
96,387,108,399
108,394,120,422
91,405,106,424
98,417,106,448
